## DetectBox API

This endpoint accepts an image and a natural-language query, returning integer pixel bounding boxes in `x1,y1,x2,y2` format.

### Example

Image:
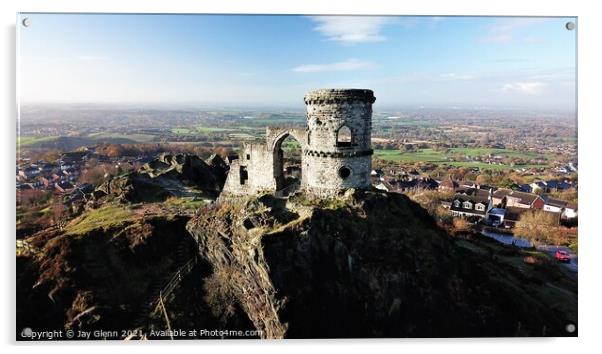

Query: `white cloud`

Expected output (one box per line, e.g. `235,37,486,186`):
309,16,391,44
292,58,374,73
501,82,546,94
480,18,548,44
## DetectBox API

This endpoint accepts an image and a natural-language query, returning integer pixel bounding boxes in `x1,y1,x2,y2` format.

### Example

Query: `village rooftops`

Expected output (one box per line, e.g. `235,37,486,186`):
544,197,578,211
439,178,459,190
506,190,542,205
493,189,512,199
493,189,542,205
456,187,492,199
488,208,506,217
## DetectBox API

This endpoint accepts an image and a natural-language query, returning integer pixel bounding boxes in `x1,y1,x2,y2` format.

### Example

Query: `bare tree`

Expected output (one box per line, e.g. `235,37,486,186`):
515,210,565,245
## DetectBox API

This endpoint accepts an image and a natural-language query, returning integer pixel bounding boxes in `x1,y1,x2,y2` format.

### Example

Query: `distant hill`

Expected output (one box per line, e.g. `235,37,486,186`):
19,135,141,151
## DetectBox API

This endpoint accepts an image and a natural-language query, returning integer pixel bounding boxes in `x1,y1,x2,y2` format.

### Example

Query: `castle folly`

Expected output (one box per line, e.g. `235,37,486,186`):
222,89,375,197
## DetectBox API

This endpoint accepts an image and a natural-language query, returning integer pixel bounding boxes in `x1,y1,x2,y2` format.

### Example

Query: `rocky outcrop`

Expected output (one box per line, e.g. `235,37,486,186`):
17,187,576,339
186,190,577,338
93,154,228,203
16,211,198,335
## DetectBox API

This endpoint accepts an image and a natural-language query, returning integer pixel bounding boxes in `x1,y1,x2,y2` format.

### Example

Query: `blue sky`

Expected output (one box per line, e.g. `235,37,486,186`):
18,14,576,110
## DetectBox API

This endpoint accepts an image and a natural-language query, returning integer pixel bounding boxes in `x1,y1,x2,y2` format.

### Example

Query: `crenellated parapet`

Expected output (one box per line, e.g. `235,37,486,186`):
303,89,376,105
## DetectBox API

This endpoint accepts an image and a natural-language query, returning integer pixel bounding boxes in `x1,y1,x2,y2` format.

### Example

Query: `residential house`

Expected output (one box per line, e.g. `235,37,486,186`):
517,184,533,193
18,165,40,180
60,162,75,172
505,191,545,209
546,179,573,191
40,162,58,174
563,203,578,220
529,181,547,194
449,191,493,220
503,206,528,228
398,177,439,192
492,189,511,206
54,181,74,193
543,197,578,220
406,170,421,181
459,180,476,189
38,176,52,189
370,169,384,178
486,208,506,227
62,167,80,182
438,177,459,192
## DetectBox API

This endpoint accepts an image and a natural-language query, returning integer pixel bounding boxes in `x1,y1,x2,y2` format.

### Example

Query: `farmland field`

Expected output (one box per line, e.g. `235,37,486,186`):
374,148,551,171
88,132,157,143
172,127,233,134
18,136,60,147
447,147,552,159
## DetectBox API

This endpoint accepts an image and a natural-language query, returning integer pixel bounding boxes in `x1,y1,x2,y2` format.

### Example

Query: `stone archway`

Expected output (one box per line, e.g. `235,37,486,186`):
267,128,307,192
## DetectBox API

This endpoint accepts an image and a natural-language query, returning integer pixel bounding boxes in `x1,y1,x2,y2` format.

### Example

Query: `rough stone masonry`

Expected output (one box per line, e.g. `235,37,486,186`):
222,89,376,198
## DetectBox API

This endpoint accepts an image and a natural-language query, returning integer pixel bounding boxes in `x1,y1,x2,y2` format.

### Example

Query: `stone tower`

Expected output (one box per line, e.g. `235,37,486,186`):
303,89,375,196
221,88,375,198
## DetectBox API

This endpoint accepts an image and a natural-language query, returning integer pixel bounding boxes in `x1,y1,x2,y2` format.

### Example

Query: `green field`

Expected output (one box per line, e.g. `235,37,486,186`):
196,126,232,133
88,132,157,143
375,148,445,162
171,128,192,134
172,126,235,135
374,148,551,171
18,136,60,147
447,147,552,159
229,133,256,140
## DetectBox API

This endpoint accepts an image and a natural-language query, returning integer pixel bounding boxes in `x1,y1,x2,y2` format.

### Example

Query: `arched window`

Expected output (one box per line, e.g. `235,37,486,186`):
336,125,352,147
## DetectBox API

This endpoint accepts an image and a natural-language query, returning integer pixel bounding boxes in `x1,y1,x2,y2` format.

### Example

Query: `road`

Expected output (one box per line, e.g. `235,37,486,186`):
481,230,578,273
536,245,578,273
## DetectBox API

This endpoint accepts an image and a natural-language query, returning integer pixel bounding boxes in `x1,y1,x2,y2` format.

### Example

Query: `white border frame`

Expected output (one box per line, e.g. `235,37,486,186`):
3,1,600,353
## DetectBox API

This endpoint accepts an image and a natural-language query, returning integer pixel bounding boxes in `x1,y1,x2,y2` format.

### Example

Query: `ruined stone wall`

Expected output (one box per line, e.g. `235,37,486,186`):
222,142,276,196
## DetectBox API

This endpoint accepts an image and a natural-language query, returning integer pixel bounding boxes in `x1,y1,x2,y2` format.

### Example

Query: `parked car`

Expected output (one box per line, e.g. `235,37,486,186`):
555,250,571,263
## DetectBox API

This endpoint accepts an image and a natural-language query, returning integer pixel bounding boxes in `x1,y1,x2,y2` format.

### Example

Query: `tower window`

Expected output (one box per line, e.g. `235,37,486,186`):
239,166,248,185
338,166,352,179
336,125,352,147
